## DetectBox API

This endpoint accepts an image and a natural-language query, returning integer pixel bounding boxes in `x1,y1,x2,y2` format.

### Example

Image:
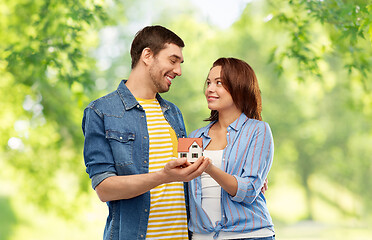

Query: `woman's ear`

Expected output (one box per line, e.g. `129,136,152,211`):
141,47,153,66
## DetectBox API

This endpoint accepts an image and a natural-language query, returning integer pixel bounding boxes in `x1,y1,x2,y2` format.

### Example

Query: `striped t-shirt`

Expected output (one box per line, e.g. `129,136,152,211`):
136,98,188,240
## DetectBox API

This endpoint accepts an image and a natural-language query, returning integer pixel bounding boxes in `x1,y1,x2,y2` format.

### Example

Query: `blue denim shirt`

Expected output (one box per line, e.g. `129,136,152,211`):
82,80,187,240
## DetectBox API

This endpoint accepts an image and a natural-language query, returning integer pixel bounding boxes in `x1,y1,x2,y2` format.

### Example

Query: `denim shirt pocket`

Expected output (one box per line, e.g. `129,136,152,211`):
106,130,135,175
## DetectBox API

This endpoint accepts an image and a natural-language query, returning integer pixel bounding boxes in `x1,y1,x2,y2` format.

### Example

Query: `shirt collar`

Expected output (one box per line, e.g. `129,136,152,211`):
116,79,169,111
229,113,249,131
200,113,249,136
199,121,214,139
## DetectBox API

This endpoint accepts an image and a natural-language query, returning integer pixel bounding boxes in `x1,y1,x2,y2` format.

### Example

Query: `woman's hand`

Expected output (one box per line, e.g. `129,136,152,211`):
261,178,268,194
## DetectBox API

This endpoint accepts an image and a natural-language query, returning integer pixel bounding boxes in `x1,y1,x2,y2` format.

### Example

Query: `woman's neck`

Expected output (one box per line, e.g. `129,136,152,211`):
217,110,242,129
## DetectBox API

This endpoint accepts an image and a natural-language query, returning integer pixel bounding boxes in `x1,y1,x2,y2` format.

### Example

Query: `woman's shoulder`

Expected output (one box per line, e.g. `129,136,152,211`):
244,118,272,134
245,118,270,126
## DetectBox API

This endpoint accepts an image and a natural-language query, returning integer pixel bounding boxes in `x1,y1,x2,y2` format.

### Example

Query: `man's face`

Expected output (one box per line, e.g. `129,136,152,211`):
148,43,184,93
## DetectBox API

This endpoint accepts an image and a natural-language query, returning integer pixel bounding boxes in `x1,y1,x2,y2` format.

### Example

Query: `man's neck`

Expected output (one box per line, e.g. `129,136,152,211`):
126,68,157,99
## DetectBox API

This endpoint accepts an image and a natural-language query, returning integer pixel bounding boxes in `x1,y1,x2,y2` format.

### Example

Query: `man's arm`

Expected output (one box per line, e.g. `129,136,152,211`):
95,156,210,202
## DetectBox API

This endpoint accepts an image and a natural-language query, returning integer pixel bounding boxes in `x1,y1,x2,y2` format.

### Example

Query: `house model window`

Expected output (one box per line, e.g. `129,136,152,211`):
178,138,203,163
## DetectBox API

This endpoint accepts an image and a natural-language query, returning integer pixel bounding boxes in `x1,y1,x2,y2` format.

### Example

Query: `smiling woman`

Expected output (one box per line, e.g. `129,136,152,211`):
187,57,275,240
205,66,237,118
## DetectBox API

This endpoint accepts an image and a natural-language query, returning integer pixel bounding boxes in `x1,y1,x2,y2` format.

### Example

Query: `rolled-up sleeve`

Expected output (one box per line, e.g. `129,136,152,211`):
82,106,117,189
230,122,274,203
91,172,117,189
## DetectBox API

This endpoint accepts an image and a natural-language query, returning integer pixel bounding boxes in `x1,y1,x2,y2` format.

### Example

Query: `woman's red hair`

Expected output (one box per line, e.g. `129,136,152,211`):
205,57,262,121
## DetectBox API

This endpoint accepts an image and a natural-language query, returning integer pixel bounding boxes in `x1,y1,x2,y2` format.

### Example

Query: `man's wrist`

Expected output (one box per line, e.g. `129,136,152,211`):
154,169,168,184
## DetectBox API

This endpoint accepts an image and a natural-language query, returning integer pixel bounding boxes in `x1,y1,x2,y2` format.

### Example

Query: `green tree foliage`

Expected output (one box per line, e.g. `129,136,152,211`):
1,0,371,230
0,0,110,217
256,0,372,220
164,0,372,221
268,0,372,87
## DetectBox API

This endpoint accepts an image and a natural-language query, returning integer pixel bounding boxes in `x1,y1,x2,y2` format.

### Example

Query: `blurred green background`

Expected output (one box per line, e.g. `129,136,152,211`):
1,0,372,239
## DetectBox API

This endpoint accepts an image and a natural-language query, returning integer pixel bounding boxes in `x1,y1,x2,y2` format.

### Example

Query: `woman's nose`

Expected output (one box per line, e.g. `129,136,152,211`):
207,83,215,92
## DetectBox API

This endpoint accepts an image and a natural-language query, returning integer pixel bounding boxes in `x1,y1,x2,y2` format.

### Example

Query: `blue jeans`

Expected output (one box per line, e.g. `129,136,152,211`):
234,236,275,240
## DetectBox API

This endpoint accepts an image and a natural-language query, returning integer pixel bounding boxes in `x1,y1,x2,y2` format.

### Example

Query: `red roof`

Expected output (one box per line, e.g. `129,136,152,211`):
178,138,203,152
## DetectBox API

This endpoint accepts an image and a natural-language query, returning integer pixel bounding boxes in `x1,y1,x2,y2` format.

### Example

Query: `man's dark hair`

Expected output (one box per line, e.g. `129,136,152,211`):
130,25,185,69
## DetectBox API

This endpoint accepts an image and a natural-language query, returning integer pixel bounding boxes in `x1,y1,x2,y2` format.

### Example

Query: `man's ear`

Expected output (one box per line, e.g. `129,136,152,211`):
141,47,153,66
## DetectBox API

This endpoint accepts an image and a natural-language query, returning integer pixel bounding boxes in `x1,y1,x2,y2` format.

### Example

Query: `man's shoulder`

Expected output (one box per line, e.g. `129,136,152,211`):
86,90,120,109
86,80,128,110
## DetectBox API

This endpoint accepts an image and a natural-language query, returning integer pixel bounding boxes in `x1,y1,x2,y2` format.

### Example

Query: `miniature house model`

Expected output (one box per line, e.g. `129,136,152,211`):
178,138,203,162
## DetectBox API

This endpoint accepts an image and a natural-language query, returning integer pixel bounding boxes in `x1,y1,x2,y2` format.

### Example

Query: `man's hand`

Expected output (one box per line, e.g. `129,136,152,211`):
161,156,211,183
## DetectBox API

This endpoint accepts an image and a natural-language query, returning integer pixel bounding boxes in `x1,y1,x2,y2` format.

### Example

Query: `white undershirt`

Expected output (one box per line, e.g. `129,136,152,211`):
200,150,223,227
193,150,274,240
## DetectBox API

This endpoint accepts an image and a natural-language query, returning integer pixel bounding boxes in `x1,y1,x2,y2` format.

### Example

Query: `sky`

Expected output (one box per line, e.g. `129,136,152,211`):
122,0,252,33
95,0,252,76
189,0,251,29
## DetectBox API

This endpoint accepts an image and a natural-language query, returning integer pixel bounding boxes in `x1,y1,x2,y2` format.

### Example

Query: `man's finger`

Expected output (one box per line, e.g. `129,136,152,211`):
168,158,187,168
185,157,211,181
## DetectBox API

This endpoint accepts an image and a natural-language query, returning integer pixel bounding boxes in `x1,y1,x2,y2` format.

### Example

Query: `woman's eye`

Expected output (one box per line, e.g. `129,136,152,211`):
217,81,222,85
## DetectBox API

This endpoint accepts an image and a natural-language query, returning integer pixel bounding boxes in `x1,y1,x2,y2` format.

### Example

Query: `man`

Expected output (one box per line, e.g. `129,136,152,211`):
82,25,210,240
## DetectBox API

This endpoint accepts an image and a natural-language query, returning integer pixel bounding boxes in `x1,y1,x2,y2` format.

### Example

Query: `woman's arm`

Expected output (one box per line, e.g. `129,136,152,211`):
205,121,273,201
204,163,238,196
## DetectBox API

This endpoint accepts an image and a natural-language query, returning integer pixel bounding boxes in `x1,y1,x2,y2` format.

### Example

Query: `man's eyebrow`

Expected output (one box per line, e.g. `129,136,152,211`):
170,54,184,63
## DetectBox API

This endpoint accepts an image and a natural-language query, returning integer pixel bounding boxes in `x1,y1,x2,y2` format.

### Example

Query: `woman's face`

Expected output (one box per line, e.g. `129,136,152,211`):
205,66,236,112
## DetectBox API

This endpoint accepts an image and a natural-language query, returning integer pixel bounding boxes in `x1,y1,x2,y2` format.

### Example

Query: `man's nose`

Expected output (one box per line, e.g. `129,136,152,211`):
174,64,182,76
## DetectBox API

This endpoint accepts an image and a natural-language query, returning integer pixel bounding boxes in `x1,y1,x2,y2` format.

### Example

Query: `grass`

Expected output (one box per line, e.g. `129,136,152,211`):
1,170,372,240
0,196,17,239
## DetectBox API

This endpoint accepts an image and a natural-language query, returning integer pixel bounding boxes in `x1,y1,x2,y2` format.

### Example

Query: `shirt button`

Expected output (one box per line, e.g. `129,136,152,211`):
137,105,140,108
140,234,144,238
145,209,148,212
144,160,147,164
119,137,123,140
144,136,147,139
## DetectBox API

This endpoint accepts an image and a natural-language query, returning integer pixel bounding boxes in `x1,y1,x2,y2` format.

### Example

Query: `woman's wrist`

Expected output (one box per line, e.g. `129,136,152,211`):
204,158,213,174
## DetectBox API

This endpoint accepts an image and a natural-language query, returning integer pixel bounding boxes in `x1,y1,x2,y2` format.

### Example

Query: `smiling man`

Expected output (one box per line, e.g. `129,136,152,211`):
82,25,210,240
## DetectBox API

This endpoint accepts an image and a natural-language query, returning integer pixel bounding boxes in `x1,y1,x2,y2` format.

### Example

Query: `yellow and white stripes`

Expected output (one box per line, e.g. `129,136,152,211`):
137,98,188,240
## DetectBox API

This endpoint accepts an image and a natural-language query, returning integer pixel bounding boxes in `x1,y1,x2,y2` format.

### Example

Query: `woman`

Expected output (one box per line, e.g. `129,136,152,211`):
188,58,275,240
